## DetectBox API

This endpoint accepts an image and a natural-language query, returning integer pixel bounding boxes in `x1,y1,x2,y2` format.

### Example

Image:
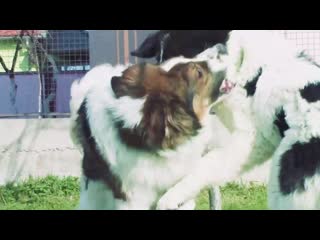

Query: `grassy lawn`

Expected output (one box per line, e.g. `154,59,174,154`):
0,176,267,210
196,183,267,210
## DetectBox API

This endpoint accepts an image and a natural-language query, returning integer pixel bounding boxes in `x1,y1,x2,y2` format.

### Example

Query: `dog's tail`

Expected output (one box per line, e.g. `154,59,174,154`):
70,64,127,115
70,77,88,119
69,76,89,149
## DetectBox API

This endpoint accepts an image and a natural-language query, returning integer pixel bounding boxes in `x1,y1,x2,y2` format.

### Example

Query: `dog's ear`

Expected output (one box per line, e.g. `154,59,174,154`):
111,66,146,99
131,31,165,59
111,76,124,97
139,92,201,150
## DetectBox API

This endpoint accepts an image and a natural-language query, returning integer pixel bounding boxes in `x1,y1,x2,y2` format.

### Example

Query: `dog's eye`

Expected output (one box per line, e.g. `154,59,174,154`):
197,69,203,79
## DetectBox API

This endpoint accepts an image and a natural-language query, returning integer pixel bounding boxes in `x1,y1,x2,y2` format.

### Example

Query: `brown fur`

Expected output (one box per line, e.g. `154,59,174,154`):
112,61,225,150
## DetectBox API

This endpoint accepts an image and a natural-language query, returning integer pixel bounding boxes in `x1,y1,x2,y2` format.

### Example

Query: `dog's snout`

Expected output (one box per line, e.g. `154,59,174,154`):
215,44,227,55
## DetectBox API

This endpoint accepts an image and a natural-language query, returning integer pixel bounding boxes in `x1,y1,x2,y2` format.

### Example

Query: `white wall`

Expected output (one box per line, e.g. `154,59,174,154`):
0,118,269,186
0,118,81,185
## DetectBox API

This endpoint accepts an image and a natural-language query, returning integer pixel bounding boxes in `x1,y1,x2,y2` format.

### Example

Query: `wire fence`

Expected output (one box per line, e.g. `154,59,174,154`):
282,30,320,63
0,30,90,118
0,30,319,119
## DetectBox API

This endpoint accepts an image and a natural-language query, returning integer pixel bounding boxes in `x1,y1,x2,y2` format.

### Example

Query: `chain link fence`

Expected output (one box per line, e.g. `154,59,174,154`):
275,30,320,63
0,30,90,118
0,30,319,119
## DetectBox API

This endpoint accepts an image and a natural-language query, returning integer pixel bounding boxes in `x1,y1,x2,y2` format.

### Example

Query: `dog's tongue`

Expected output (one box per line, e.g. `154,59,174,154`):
220,79,235,94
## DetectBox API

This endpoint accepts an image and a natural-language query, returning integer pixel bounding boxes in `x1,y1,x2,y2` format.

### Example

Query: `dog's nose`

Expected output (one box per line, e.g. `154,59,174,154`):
215,44,227,55
220,79,235,94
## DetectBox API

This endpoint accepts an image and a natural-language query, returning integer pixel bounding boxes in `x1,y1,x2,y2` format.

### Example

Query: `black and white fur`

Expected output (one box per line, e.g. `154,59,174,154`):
156,30,320,210
70,50,228,210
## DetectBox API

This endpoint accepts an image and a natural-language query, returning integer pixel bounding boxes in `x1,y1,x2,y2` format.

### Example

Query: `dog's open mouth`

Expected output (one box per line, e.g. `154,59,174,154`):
219,79,236,95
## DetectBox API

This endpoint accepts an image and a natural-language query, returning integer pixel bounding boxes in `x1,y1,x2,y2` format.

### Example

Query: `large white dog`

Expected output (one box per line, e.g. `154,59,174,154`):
156,30,320,210
70,48,229,210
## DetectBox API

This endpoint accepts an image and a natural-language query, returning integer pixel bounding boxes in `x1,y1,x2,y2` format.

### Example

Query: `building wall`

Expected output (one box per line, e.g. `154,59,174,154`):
0,72,86,115
89,30,158,67
0,73,39,114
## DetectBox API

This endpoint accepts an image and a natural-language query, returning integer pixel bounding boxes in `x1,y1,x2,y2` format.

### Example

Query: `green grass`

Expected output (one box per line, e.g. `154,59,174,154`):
0,177,267,210
196,183,267,210
0,176,80,210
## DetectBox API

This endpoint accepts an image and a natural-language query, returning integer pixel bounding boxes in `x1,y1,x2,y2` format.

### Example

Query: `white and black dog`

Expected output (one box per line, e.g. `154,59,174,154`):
156,30,320,210
70,48,228,210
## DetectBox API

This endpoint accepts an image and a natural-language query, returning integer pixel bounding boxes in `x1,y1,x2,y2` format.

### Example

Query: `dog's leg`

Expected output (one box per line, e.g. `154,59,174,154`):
156,130,273,210
268,129,320,210
209,187,222,210
267,139,292,210
156,150,233,210
78,176,116,210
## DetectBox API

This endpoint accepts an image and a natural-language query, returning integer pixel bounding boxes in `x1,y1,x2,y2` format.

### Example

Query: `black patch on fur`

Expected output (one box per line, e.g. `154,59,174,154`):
244,68,263,97
274,108,289,138
114,119,154,151
76,100,127,201
300,82,320,103
279,137,320,195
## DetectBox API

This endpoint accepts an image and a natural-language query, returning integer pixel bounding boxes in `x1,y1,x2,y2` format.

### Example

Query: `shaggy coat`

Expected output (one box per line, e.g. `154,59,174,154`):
156,30,320,210
70,48,228,210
